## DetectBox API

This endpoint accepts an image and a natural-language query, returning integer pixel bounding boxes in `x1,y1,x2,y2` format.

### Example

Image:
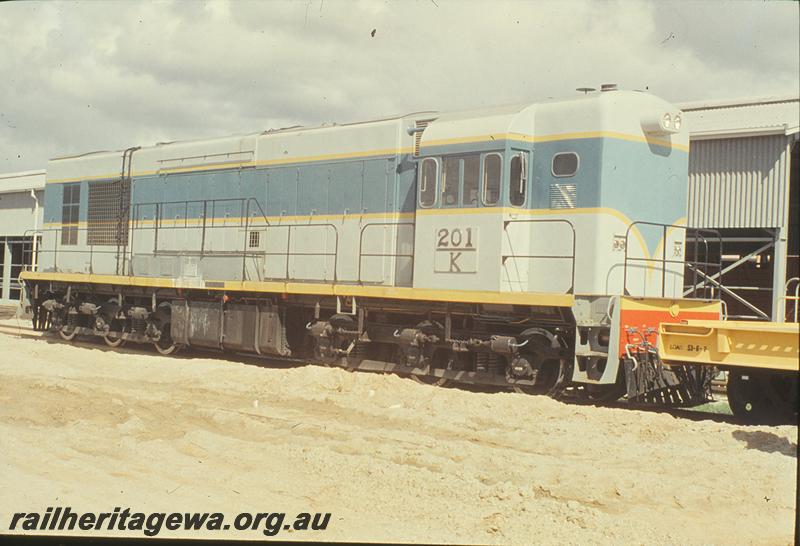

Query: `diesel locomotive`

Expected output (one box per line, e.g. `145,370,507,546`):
20,89,724,404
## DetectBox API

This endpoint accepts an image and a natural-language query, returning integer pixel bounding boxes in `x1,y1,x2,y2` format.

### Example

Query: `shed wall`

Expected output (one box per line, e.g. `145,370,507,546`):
0,190,44,236
687,135,791,228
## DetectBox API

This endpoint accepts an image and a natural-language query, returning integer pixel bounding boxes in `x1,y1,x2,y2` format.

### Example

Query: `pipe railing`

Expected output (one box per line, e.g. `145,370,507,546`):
26,197,343,284
356,221,415,284
501,218,576,294
624,222,722,299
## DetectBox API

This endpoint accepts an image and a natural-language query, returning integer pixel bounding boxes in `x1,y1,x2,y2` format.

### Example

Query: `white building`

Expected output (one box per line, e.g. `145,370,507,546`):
0,170,45,305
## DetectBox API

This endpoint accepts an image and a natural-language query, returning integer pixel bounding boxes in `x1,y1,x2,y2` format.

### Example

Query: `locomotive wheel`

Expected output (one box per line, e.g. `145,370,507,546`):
58,324,78,341
103,326,127,348
310,337,337,367
104,333,125,348
585,366,626,403
102,299,127,348
153,324,177,355
58,311,78,341
411,373,449,387
513,359,565,396
154,338,177,355
585,383,625,403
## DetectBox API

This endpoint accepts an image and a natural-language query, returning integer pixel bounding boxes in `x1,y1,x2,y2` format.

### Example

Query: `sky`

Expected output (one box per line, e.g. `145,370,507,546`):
0,0,798,174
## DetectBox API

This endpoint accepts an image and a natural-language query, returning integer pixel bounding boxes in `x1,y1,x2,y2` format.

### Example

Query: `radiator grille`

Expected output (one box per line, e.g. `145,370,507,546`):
87,179,130,246
550,183,577,209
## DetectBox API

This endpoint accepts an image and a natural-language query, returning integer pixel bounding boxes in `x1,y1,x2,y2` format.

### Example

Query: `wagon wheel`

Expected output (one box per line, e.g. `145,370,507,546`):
728,371,796,424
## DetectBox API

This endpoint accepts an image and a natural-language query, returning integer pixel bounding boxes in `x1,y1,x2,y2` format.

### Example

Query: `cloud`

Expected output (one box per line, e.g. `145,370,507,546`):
0,0,797,173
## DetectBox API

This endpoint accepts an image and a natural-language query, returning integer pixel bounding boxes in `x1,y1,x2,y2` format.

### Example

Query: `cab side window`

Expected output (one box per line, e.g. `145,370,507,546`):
441,157,460,206
482,153,502,206
509,152,527,207
552,152,579,177
418,158,438,208
461,155,480,206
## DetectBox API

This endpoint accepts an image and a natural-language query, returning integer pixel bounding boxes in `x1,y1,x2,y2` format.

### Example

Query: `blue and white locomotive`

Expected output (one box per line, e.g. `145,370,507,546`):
22,88,722,402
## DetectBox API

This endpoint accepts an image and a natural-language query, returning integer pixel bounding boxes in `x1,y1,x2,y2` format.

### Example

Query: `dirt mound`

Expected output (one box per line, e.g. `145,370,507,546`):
0,325,796,544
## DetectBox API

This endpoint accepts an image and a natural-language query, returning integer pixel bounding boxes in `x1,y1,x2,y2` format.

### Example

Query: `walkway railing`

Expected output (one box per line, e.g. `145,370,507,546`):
624,221,722,299
27,197,342,283
501,218,576,294
356,222,415,284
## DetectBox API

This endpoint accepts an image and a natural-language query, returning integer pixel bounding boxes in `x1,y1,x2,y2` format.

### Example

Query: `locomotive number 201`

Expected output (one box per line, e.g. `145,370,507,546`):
436,227,475,249
434,227,478,274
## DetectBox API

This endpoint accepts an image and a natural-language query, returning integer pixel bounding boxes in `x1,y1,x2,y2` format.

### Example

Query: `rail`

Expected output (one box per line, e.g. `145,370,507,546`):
356,222,415,284
623,222,722,299
501,218,576,294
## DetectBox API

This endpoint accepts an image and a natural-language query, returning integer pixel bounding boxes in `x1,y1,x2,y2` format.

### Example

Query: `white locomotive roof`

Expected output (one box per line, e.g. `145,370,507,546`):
45,90,687,183
419,90,688,147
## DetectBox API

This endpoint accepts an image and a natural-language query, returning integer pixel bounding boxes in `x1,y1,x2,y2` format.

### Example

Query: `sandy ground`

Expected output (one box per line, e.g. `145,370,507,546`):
0,317,797,544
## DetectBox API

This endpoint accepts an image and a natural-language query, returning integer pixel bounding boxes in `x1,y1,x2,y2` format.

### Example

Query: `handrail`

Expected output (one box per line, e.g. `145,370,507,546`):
23,197,341,284
781,277,800,323
501,218,576,294
22,227,121,275
623,221,722,299
247,222,340,282
356,221,415,284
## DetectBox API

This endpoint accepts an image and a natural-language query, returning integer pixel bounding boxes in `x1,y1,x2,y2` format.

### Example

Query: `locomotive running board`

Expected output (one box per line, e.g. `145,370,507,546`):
20,271,574,308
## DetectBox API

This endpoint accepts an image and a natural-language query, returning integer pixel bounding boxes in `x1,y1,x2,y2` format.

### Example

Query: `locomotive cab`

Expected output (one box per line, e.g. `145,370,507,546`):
412,90,720,393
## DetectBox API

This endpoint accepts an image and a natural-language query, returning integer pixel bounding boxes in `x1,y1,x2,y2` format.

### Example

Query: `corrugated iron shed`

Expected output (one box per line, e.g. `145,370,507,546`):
681,96,799,140
679,96,799,322
681,97,799,229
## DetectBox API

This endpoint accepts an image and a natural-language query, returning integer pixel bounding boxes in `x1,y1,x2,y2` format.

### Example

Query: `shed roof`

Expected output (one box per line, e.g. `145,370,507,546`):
0,169,46,194
678,96,799,140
